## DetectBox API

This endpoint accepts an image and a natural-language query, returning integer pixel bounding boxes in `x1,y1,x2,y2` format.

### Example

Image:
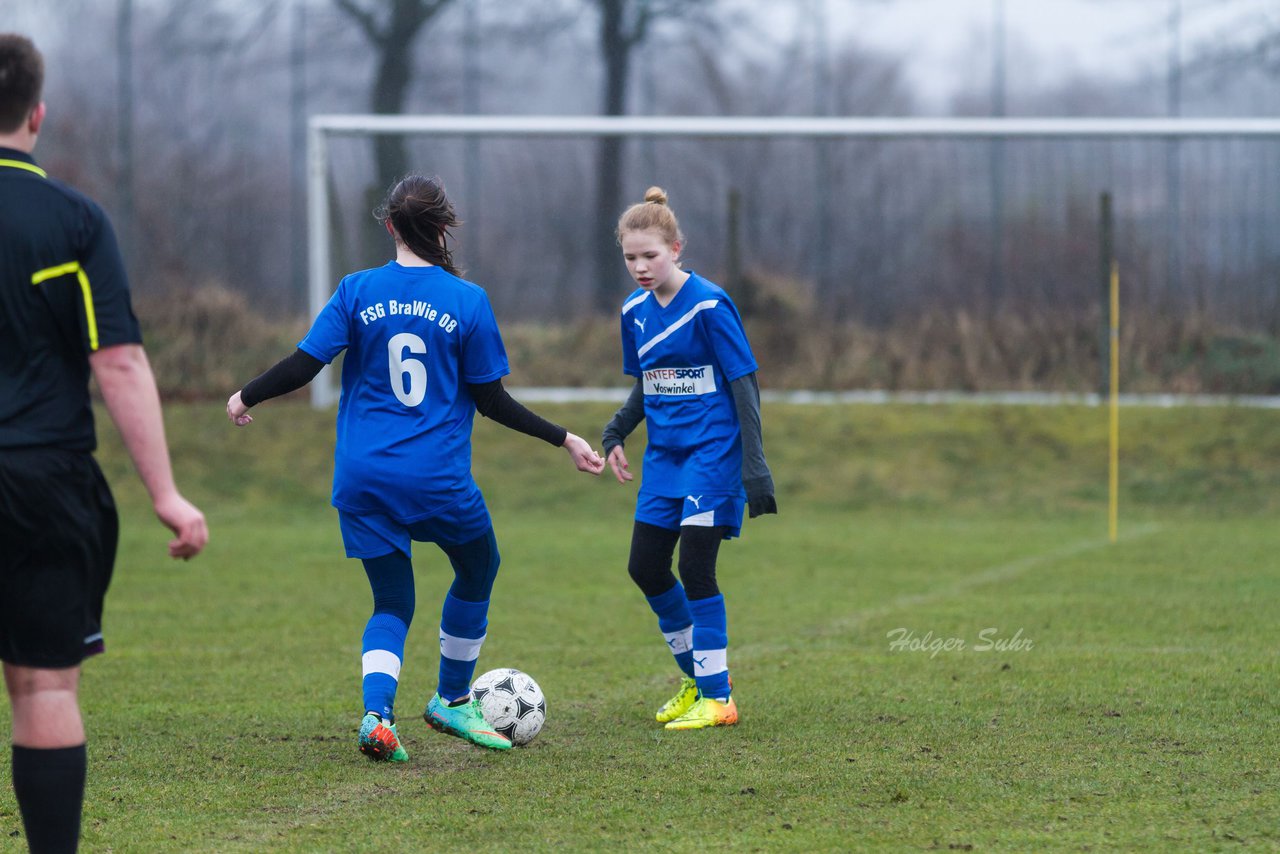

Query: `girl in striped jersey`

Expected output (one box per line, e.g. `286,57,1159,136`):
602,187,777,729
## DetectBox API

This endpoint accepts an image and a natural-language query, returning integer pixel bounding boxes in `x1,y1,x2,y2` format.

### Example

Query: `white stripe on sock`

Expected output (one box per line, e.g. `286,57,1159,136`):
439,630,486,662
362,649,402,679
692,648,727,676
662,626,693,654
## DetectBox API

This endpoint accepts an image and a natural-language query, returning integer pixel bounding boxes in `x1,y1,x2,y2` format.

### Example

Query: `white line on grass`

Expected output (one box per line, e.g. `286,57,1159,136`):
828,523,1163,634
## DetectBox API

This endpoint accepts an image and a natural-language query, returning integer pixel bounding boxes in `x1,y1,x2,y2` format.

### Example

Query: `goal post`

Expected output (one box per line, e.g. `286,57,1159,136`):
307,115,1280,408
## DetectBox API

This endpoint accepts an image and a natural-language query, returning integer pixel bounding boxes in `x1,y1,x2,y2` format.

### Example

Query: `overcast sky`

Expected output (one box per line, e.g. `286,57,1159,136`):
822,0,1278,109
4,0,1277,113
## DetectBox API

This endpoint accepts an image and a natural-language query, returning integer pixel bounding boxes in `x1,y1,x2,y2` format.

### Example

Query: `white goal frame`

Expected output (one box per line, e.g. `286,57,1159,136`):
307,115,1280,408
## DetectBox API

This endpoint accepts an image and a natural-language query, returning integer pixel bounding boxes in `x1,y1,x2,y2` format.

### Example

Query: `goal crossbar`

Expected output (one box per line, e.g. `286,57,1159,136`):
312,114,1280,139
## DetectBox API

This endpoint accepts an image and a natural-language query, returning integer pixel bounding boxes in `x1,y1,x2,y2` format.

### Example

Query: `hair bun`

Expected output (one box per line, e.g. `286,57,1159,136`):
643,186,668,206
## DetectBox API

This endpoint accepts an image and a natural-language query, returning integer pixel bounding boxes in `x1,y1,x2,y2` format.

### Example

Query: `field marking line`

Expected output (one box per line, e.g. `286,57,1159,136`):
825,522,1163,634
1038,644,1236,656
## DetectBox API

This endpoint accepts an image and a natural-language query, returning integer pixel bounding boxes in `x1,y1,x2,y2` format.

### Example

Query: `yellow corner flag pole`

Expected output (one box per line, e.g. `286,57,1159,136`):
1108,260,1120,543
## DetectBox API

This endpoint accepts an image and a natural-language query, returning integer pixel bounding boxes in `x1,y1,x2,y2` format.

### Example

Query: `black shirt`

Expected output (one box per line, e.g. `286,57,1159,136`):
0,147,142,451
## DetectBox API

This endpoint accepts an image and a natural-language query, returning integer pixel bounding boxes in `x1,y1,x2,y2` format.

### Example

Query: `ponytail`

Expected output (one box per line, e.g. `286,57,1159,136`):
374,175,462,275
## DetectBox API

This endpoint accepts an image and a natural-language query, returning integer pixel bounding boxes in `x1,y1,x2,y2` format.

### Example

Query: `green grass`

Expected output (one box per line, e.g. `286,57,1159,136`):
2,401,1278,851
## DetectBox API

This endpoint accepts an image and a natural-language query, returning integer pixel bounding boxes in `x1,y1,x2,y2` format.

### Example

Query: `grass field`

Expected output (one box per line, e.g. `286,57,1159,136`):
2,400,1278,852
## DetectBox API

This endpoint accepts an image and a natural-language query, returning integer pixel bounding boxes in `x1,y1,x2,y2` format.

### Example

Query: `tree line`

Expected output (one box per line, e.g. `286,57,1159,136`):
15,0,1280,348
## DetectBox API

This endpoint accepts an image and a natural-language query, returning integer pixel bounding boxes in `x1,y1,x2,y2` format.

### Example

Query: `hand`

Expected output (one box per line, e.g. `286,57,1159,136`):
226,390,253,426
607,445,633,484
153,491,208,560
748,493,777,518
563,433,605,475
745,475,777,519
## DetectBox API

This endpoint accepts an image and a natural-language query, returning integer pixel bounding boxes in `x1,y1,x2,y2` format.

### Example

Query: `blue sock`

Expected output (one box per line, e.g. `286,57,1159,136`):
361,613,408,720
646,582,695,678
438,593,489,701
689,594,730,700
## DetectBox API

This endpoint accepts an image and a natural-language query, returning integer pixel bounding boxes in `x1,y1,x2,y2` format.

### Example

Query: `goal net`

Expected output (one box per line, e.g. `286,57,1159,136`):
307,116,1280,407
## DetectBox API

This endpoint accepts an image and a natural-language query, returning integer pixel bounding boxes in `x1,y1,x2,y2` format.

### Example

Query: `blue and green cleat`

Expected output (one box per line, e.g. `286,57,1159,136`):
424,694,512,750
358,712,409,762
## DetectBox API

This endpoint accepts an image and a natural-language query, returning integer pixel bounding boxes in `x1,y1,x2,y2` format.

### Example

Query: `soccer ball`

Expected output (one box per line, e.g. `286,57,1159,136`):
471,668,546,746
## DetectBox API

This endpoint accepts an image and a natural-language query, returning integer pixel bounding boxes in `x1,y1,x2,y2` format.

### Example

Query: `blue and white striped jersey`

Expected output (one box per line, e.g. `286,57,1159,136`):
619,271,757,498
301,262,509,522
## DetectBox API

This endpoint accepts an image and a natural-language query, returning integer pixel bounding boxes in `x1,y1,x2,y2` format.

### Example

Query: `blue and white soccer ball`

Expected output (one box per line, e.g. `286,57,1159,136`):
472,668,546,746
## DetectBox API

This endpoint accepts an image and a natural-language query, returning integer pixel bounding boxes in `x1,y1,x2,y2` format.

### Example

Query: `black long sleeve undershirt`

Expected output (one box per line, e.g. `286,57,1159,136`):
725,372,776,515
601,378,645,458
240,349,324,407
468,379,567,446
238,348,565,446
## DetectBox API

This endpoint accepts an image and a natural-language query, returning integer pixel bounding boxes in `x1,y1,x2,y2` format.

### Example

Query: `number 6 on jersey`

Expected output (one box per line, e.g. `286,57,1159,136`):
388,331,427,406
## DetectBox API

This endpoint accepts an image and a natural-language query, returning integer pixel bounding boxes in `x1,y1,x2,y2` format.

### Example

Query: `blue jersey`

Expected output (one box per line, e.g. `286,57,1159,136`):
620,271,757,498
300,262,509,521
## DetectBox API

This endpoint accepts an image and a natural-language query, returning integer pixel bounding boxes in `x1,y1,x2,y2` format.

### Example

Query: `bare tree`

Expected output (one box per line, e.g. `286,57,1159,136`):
1179,0,1280,81
586,0,716,312
333,0,456,187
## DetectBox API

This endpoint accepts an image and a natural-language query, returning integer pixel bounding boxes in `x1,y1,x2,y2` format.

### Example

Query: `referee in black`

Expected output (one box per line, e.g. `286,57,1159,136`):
1,34,208,853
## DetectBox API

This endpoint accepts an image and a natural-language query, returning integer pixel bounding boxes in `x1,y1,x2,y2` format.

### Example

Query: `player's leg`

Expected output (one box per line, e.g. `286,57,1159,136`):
666,495,744,730
356,550,414,762
340,511,414,761
0,448,107,851
677,523,731,701
6,664,87,854
5,666,84,745
424,527,510,749
626,517,698,721
436,527,498,701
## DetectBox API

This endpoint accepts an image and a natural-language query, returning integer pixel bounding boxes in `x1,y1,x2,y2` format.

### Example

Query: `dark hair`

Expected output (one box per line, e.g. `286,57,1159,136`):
0,34,43,134
374,174,461,276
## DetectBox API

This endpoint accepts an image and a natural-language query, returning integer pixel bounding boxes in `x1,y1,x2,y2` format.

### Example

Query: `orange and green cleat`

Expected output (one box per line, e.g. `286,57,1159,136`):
664,694,738,730
358,712,409,762
655,676,699,723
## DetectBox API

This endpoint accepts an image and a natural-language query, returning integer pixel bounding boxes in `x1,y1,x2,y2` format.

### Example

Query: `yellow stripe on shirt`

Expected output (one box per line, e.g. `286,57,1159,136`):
0,158,47,178
32,262,99,351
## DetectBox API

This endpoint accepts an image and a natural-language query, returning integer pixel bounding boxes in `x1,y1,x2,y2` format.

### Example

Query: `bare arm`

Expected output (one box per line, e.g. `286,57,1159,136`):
90,343,208,559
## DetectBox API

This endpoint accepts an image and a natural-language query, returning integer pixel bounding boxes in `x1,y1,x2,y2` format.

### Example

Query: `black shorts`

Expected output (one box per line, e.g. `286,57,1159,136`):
0,447,118,668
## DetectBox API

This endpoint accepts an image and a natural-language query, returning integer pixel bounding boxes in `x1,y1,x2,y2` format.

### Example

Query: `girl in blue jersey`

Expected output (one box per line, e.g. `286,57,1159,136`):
602,187,776,730
228,175,603,760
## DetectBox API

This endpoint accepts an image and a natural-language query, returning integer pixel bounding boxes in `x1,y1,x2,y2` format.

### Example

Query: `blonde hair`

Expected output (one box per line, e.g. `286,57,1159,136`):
616,186,685,249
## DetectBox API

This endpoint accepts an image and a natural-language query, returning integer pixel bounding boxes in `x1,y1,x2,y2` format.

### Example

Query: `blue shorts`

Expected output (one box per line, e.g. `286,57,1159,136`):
635,492,744,539
339,485,492,559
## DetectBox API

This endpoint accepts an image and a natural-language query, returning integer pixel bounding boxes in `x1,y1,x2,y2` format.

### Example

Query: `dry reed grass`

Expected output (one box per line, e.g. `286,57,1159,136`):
131,280,1280,399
